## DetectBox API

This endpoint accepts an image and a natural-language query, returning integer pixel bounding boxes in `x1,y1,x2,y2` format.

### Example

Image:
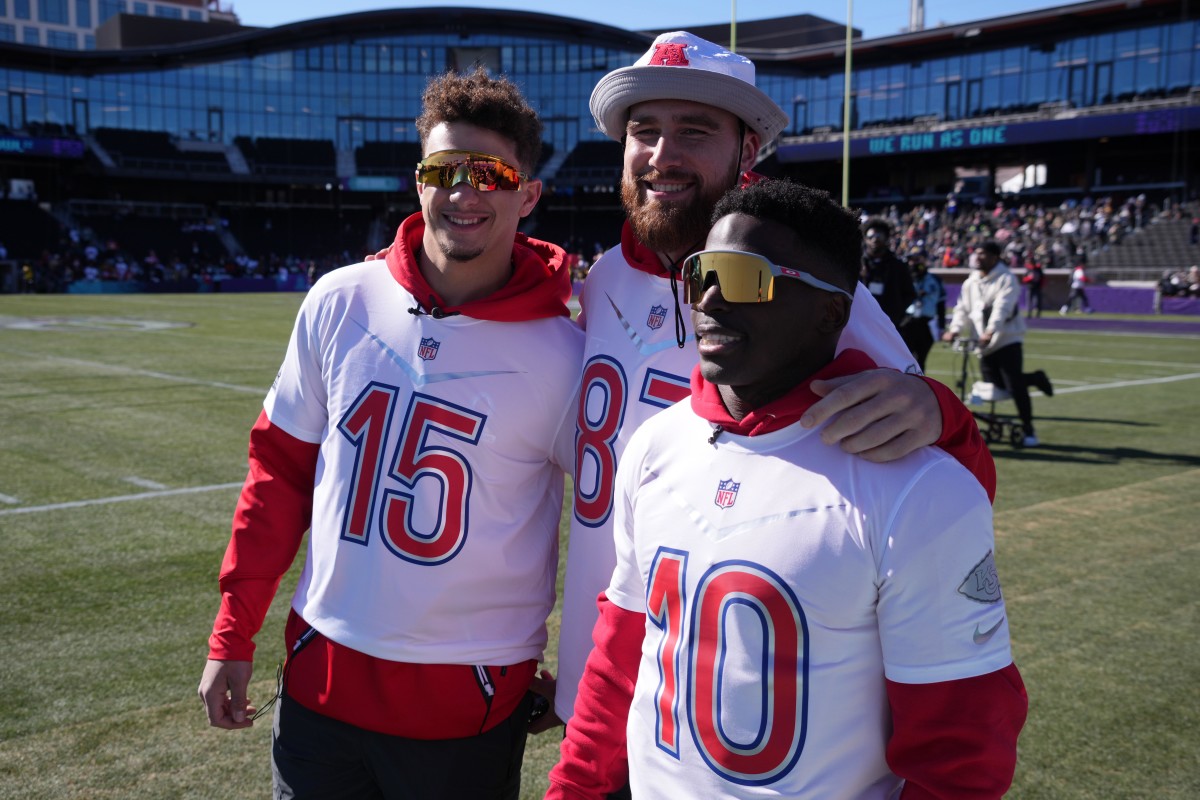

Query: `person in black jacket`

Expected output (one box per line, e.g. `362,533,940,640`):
861,217,917,329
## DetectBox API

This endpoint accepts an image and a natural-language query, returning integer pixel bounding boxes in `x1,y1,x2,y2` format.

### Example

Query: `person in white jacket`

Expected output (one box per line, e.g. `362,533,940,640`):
943,240,1053,446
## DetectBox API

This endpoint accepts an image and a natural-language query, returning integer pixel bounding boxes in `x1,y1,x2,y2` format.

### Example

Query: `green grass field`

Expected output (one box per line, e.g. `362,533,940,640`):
1,293,1197,799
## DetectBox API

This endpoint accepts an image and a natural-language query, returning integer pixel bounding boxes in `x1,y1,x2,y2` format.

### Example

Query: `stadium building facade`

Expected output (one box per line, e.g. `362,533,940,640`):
0,0,1196,272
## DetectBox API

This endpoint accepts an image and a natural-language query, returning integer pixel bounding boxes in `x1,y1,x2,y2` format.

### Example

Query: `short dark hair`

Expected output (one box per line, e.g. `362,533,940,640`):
978,239,1002,256
416,67,543,171
710,179,861,291
862,216,892,238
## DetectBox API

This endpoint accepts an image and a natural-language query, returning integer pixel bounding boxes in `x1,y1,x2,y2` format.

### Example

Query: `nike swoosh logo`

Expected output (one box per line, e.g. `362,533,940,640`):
973,617,1005,645
606,293,693,355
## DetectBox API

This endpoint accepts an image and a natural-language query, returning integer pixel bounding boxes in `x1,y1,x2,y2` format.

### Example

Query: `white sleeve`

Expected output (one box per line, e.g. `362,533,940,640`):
604,428,649,613
948,280,974,338
837,282,921,374
552,383,581,474
875,458,1014,684
262,294,328,443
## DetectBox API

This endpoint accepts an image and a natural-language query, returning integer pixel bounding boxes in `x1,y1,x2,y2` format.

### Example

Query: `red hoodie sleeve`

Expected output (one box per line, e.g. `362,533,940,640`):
923,377,996,503
546,594,644,800
207,410,320,661
887,663,1028,799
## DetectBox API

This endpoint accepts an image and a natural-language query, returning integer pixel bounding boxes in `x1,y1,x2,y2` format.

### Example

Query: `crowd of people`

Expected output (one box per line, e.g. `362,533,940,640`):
1160,264,1200,298
4,227,349,295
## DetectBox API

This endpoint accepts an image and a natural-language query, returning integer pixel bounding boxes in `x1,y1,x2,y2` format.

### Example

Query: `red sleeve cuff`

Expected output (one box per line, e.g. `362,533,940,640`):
206,411,319,660
923,376,996,503
888,663,1028,799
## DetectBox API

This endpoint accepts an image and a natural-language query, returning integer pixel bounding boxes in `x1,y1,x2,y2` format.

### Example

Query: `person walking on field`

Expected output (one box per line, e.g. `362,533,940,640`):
1061,259,1093,314
944,240,1054,447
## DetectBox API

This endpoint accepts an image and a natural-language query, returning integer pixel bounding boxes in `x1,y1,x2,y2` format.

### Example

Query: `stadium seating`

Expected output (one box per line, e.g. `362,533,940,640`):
1,199,66,259
91,128,230,174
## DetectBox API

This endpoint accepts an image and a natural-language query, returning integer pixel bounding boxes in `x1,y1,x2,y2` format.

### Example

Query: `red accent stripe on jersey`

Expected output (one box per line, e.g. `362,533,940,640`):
640,368,691,410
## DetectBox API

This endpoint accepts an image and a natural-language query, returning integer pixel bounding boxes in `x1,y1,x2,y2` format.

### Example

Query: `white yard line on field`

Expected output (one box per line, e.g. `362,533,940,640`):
124,476,168,490
0,493,20,504
15,353,265,395
1035,353,1200,370
0,482,243,517
1053,371,1200,395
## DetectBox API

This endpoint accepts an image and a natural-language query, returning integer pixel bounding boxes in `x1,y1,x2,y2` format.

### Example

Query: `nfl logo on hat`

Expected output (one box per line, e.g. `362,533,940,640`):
418,337,441,361
647,304,667,330
714,478,740,509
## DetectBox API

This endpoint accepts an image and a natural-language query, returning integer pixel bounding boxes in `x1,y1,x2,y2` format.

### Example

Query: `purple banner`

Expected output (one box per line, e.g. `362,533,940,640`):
779,107,1200,163
0,135,85,159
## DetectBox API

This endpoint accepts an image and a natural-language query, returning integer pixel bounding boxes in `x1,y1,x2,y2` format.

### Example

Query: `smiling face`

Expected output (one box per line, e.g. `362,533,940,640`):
620,99,758,261
417,121,540,269
692,212,852,417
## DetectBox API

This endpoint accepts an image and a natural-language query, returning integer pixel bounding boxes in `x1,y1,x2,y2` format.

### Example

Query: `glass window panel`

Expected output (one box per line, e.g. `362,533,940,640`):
1113,57,1135,98
1094,32,1114,61
14,0,30,19
983,49,1001,76
74,0,90,27
1166,52,1190,90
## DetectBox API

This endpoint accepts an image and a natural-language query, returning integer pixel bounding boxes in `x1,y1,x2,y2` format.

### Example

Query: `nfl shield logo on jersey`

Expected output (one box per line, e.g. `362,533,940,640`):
647,304,667,330
714,478,740,509
418,337,441,361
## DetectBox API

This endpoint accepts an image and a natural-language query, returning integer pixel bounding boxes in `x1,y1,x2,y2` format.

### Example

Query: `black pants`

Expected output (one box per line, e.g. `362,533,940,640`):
980,342,1034,433
1026,285,1043,316
272,692,532,800
899,317,934,373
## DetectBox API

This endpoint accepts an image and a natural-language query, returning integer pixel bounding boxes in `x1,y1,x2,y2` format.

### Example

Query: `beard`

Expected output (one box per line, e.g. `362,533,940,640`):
621,170,727,256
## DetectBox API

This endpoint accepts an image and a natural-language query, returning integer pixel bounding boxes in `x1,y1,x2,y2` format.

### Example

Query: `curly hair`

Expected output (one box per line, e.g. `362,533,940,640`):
416,67,543,171
710,179,862,291
862,215,893,238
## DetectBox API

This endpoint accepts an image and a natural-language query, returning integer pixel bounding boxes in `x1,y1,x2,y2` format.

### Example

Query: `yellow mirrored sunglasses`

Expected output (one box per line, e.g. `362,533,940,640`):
415,149,529,192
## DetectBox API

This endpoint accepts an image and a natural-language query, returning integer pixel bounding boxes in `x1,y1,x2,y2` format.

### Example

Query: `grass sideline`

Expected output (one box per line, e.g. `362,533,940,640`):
0,293,1197,799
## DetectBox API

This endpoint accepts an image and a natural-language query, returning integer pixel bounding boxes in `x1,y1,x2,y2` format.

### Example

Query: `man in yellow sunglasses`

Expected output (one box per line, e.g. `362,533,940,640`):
550,32,997,753
548,178,1026,800
200,68,580,798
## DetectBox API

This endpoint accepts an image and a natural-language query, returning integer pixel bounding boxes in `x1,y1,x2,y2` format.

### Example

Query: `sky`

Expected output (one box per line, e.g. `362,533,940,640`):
229,0,1070,42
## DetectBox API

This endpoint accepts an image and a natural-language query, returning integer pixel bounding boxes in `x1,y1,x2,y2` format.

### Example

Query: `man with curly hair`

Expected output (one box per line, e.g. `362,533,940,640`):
199,68,581,799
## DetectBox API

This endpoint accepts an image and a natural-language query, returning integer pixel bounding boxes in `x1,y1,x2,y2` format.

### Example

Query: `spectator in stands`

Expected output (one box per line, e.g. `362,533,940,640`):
199,67,580,799
943,240,1054,447
861,216,917,327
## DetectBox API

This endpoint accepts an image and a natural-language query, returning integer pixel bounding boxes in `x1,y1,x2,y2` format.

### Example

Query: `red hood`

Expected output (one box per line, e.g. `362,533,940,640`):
621,170,770,279
383,213,571,321
689,349,879,437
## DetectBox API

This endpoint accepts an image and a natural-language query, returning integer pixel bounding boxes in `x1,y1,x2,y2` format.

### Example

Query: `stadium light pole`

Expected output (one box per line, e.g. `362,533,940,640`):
730,0,737,52
841,0,853,207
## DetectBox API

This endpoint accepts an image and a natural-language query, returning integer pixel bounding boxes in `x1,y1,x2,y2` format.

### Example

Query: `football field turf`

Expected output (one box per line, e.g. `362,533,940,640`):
1,293,1197,798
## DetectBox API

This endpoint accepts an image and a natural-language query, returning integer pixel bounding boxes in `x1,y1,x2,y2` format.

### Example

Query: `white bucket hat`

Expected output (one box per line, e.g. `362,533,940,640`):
590,31,790,144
